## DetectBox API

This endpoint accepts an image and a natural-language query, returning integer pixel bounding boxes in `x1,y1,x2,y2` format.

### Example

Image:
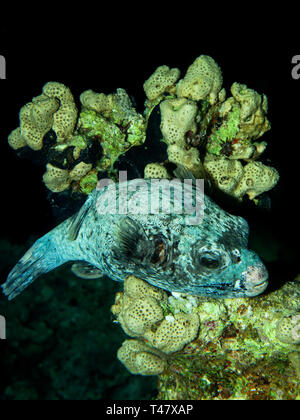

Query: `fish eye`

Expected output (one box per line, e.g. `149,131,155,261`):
232,249,241,263
199,253,221,269
151,236,168,265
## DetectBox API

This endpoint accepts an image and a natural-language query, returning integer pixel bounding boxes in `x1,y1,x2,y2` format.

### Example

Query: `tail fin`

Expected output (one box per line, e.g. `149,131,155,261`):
2,236,63,300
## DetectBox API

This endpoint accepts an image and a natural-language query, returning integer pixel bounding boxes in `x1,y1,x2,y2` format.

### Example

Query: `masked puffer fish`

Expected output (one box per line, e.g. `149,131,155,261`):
2,170,268,300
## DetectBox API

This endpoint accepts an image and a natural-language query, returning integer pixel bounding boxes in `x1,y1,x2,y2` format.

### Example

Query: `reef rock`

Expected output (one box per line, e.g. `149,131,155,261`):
112,276,300,400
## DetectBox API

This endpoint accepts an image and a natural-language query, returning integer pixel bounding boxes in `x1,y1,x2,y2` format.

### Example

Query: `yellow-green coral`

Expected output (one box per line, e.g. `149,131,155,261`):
147,57,278,201
78,108,124,170
207,82,270,159
204,155,279,200
8,83,147,195
143,65,180,102
144,163,171,179
80,90,114,115
19,95,59,151
42,163,71,193
7,82,77,151
276,314,300,345
157,279,299,400
117,339,166,376
69,162,92,182
7,56,279,204
159,97,203,176
79,88,146,172
111,275,167,337
79,170,99,195
204,154,244,195
144,311,200,354
232,161,280,200
42,82,78,143
160,97,198,147
7,128,27,150
112,276,200,374
176,55,223,104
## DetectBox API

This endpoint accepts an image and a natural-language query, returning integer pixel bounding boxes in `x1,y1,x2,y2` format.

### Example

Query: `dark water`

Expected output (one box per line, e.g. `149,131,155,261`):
0,29,299,400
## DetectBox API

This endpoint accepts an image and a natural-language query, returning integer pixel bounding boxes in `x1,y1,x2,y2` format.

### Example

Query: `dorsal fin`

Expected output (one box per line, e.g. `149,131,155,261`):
173,164,196,182
67,194,95,241
71,262,104,279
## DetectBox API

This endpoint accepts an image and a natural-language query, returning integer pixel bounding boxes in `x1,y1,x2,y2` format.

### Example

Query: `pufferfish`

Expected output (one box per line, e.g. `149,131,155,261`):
2,169,268,300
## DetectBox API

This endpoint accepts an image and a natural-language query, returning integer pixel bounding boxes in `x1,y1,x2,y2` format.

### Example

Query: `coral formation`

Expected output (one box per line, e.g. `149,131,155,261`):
157,97,203,176
19,94,60,151
42,82,78,143
144,311,200,354
113,276,300,399
11,82,77,152
43,163,71,193
143,65,180,102
276,314,300,345
78,88,146,172
206,82,270,159
160,98,198,147
8,55,279,202
204,155,279,200
80,90,113,115
7,128,27,150
203,154,244,195
111,275,168,337
232,161,280,200
176,55,223,105
117,339,166,375
111,276,200,375
144,163,171,179
142,56,278,202
7,83,146,195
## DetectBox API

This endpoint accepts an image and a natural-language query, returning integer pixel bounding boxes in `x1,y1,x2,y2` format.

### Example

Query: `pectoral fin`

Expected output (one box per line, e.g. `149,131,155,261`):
173,164,196,182
68,193,95,241
71,262,104,279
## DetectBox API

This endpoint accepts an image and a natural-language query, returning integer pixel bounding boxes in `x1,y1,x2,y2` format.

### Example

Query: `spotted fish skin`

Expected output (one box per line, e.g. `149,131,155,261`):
2,179,268,300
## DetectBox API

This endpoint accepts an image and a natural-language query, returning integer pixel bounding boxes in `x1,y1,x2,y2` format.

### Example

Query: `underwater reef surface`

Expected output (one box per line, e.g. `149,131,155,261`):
111,275,299,400
0,239,156,400
156,279,300,400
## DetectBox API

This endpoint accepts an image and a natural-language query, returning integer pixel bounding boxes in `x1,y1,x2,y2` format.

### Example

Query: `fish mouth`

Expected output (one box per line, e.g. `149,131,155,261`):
241,264,268,297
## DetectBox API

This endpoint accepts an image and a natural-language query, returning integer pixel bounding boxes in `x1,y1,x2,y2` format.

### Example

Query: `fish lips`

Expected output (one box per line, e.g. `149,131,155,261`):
238,264,269,297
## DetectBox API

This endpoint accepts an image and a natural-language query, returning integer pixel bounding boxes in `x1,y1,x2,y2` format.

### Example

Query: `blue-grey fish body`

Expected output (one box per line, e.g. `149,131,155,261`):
2,177,268,300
